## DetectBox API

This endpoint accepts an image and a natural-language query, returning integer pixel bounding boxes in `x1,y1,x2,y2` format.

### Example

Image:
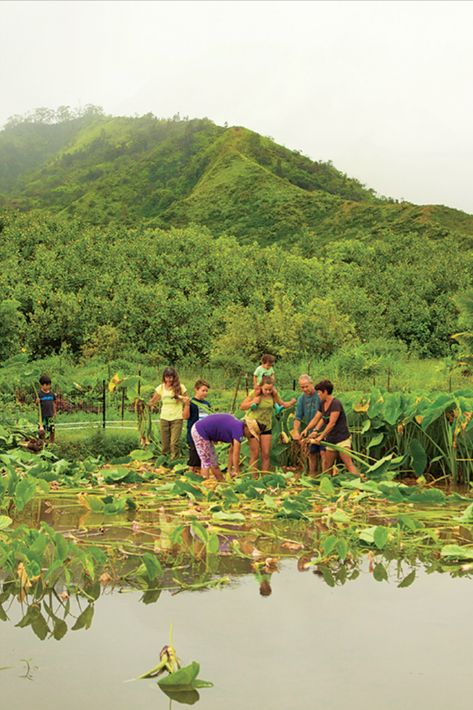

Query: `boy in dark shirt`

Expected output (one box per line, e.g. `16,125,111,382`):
184,379,212,472
37,374,57,444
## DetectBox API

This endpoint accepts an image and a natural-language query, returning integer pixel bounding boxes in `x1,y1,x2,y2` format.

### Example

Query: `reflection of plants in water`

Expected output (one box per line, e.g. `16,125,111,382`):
19,657,38,681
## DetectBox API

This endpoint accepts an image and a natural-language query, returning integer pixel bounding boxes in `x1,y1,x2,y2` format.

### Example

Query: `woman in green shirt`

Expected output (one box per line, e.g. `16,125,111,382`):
148,367,189,459
240,376,296,474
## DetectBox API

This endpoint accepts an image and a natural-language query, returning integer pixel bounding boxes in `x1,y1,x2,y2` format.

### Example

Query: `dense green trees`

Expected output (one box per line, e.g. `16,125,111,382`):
0,211,470,367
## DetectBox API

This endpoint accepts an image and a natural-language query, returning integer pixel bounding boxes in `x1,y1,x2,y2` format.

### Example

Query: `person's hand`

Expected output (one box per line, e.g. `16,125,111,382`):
289,397,297,406
300,429,308,438
181,395,190,404
292,430,301,441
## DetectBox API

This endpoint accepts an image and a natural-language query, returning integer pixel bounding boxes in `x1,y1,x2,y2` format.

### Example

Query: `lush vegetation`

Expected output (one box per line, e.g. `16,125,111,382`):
0,210,472,365
0,109,472,365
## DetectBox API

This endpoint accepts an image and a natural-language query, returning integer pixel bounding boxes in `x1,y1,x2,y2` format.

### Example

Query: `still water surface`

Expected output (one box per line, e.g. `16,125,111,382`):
2,562,471,710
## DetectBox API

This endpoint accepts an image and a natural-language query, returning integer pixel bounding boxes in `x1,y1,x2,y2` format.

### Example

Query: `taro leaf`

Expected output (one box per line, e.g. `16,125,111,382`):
103,467,131,483
263,494,277,509
160,688,200,705
72,604,94,631
373,563,388,582
398,570,416,588
322,535,338,555
336,538,348,562
398,515,423,532
319,476,335,497
158,661,214,690
440,544,473,560
420,395,455,430
455,503,473,523
373,526,389,550
331,509,350,524
0,516,12,530
207,533,219,555
367,432,384,450
129,449,155,461
405,488,446,505
409,438,427,477
383,392,402,426
14,477,37,512
212,511,245,523
141,553,163,582
358,527,376,544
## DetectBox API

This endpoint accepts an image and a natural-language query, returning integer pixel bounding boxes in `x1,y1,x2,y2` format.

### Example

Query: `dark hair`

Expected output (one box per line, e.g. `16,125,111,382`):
260,375,277,401
315,379,334,395
195,379,210,390
39,374,51,386
261,353,275,365
162,367,182,400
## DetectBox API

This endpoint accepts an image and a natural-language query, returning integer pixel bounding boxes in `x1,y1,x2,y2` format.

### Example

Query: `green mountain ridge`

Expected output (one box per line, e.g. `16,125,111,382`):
2,110,471,247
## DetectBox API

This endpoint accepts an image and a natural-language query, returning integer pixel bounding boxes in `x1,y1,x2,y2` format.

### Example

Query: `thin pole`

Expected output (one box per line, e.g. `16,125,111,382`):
102,379,106,429
121,388,126,421
231,374,242,413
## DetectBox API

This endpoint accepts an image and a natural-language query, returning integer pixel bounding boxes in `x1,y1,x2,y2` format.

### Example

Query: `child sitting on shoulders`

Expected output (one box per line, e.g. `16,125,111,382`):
184,379,213,472
253,353,276,388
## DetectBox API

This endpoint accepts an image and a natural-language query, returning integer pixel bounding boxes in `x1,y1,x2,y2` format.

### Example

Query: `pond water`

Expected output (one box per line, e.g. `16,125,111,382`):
2,560,472,710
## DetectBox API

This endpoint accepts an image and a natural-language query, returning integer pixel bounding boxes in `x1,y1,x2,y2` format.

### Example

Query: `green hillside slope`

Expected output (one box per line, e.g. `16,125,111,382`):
1,110,472,248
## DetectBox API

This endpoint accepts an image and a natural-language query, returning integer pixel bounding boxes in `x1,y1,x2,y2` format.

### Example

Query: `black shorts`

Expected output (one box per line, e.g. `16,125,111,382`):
187,439,201,467
40,417,55,435
257,423,272,437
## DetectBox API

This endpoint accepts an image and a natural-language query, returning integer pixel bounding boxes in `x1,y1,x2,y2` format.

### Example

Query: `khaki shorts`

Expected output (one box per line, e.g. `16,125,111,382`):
334,437,352,450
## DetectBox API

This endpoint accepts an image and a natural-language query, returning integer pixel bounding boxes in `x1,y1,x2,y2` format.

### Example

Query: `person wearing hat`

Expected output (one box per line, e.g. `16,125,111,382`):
191,413,258,480
240,375,296,474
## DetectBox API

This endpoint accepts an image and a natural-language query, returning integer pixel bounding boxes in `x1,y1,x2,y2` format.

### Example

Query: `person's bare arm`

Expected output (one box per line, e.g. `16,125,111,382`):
301,411,322,437
313,411,340,443
182,396,191,420
240,389,261,411
148,391,161,409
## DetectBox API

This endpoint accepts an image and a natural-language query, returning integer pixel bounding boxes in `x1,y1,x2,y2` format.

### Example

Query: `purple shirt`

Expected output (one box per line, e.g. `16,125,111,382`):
194,414,245,443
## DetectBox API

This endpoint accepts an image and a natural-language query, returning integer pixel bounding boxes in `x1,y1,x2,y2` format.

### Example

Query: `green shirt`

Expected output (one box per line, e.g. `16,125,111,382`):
155,383,187,421
253,365,275,384
246,390,274,429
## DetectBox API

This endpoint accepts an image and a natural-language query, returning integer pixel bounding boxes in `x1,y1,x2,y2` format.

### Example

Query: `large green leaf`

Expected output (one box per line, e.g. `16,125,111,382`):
158,661,213,690
409,438,427,476
382,392,402,426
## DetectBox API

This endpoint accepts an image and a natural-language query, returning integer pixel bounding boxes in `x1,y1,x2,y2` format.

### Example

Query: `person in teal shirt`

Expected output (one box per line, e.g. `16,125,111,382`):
292,374,320,475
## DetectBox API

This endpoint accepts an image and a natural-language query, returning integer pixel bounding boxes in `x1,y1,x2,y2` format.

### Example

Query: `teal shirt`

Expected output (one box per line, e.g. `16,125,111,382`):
254,365,275,384
295,391,320,428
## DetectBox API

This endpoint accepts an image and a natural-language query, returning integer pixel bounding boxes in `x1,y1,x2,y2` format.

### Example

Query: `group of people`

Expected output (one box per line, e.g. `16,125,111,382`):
147,354,359,479
34,354,359,478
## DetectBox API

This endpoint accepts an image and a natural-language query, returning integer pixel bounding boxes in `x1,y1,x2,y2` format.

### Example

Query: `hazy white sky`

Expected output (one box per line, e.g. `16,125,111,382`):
1,1,472,213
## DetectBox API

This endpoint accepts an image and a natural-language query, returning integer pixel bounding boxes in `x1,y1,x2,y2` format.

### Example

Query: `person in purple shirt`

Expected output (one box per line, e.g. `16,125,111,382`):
191,413,260,480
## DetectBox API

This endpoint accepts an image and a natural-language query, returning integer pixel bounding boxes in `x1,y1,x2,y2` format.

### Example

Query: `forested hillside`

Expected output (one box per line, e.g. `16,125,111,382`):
1,108,473,366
